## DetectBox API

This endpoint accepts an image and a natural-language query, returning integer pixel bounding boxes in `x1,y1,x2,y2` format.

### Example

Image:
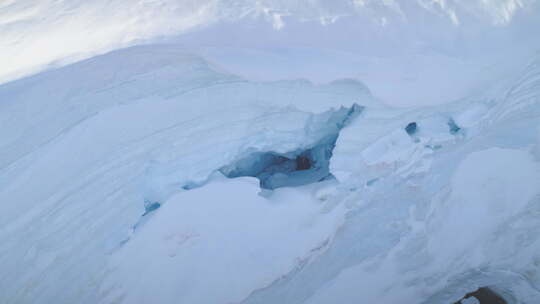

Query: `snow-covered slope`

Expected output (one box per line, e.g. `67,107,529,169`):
2,0,540,105
0,44,371,303
1,42,539,303
1,1,540,304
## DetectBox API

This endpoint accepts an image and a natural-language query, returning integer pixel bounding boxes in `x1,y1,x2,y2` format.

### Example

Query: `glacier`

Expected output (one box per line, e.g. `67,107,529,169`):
1,1,540,304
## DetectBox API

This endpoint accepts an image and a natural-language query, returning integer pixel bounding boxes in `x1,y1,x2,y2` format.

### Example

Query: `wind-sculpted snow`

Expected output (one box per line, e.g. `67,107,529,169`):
254,54,540,304
2,0,540,95
0,44,537,303
101,176,347,304
0,45,372,304
1,39,540,304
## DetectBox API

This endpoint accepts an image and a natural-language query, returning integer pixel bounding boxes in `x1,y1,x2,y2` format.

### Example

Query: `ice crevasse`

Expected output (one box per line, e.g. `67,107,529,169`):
0,44,539,304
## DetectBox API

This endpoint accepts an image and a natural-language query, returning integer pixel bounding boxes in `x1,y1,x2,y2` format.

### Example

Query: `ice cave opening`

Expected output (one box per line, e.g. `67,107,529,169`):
218,104,362,190
219,135,337,190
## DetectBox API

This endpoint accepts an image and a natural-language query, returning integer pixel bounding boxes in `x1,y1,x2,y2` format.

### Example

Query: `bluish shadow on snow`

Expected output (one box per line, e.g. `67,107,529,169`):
142,201,161,216
219,104,361,190
130,201,162,233
131,104,362,234
448,118,462,135
219,138,336,190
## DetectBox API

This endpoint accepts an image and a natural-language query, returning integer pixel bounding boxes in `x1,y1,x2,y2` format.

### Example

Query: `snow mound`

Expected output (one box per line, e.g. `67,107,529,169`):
102,176,345,304
0,45,371,304
1,30,540,304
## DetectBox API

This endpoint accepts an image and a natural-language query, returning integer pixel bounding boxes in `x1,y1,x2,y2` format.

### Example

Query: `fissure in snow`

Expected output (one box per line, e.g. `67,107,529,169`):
219,104,361,189
219,137,336,190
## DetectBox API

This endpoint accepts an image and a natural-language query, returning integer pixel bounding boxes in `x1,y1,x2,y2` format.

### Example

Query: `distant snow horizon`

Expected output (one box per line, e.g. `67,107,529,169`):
2,1,540,102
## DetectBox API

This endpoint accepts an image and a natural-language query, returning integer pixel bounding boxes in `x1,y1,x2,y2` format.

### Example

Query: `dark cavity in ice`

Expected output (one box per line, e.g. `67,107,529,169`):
454,287,507,304
220,104,362,190
142,201,161,216
219,136,337,190
448,118,461,135
405,122,418,135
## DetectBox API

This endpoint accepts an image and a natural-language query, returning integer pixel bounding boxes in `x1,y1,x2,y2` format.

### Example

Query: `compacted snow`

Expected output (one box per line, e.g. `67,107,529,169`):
1,1,540,304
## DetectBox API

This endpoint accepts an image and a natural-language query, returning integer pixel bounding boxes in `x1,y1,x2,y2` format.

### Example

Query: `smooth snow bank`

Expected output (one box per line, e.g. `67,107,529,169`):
102,176,345,304
2,0,540,107
0,0,217,83
434,148,539,255
307,147,540,304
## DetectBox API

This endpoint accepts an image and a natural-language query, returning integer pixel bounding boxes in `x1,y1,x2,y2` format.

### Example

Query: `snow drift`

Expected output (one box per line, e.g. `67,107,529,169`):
1,1,540,304
0,43,539,304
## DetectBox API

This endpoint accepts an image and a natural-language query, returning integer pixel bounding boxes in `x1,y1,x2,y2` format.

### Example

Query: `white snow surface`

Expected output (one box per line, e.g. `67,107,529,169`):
2,0,540,105
1,2,540,304
102,176,345,304
0,45,371,304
